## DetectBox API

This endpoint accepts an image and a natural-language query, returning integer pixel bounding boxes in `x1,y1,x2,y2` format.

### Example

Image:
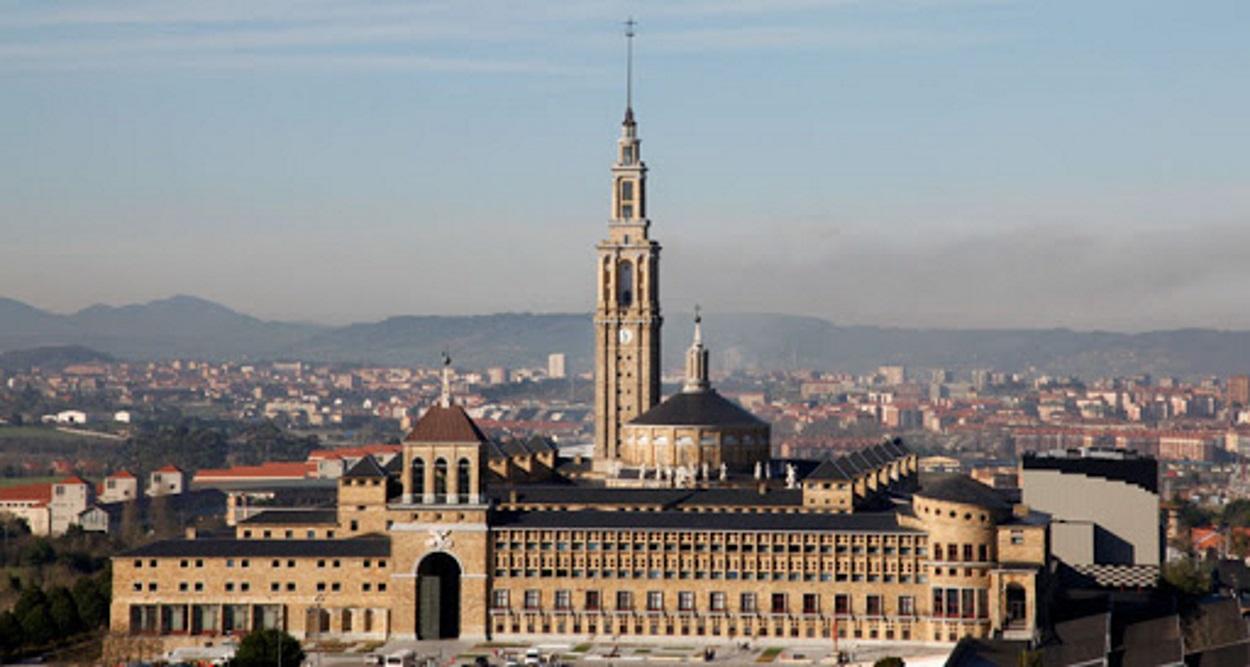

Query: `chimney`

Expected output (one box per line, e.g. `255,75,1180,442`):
757,482,768,495
185,526,198,540
508,490,518,505
1012,503,1030,519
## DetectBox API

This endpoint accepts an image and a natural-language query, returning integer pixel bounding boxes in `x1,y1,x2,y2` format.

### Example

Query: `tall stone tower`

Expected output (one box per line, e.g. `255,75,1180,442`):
594,22,662,464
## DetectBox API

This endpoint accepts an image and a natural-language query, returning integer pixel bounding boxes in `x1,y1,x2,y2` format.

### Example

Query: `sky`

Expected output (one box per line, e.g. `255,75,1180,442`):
2,0,1248,331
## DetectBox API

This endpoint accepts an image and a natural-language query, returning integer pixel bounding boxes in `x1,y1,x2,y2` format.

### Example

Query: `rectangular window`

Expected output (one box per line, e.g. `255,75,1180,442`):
947,544,958,561
898,595,914,616
585,591,600,611
978,544,988,562
647,591,664,612
963,544,973,562
834,594,849,616
866,595,882,617
524,590,540,610
946,589,960,618
493,590,510,610
678,592,694,612
710,592,726,612
962,589,976,619
555,590,571,610
933,589,944,617
933,543,942,561
1011,530,1024,545
621,180,634,201
741,593,757,613
770,593,787,615
616,591,633,611
802,594,819,615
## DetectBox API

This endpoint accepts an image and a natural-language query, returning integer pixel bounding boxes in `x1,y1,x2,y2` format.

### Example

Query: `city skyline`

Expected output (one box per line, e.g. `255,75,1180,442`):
3,0,1249,330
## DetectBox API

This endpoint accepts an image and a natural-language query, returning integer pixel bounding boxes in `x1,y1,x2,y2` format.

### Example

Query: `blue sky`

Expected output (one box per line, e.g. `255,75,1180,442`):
2,0,1248,330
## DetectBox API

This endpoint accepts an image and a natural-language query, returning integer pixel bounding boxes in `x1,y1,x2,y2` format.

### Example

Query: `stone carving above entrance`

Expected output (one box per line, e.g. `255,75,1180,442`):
426,528,453,551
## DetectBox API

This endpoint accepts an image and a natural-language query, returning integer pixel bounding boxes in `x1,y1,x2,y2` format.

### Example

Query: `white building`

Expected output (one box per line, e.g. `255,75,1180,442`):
548,353,567,379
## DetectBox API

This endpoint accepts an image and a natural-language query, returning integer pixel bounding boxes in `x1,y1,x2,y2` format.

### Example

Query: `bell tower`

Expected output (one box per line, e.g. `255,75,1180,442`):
594,19,662,463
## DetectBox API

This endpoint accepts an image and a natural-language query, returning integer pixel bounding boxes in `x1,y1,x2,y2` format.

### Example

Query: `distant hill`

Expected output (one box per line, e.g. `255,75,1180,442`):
0,345,114,371
2,295,1249,378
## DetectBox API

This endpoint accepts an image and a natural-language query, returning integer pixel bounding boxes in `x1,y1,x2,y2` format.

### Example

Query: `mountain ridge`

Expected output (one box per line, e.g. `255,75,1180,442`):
2,295,1249,378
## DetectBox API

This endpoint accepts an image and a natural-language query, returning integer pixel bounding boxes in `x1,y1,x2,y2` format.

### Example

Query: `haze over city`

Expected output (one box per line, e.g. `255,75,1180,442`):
3,0,1248,330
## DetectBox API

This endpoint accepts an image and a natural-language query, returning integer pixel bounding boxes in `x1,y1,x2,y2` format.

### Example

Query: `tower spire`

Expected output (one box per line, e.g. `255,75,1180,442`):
684,306,710,393
624,17,636,124
440,351,452,408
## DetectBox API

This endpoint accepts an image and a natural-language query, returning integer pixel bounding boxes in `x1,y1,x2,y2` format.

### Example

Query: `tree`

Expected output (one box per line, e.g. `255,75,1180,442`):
874,658,905,667
0,611,21,657
18,603,54,647
1162,558,1213,596
19,538,54,566
72,571,110,629
233,628,305,667
46,586,82,636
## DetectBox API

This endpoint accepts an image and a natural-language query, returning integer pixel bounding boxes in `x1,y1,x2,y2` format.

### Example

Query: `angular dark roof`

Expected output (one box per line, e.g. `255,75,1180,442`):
492,509,917,533
343,455,387,479
629,390,766,428
382,454,403,475
123,536,389,558
239,509,338,525
915,473,1012,511
405,404,489,444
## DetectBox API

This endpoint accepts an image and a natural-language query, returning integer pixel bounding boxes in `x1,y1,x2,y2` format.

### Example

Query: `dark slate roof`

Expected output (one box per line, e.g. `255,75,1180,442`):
915,473,1012,511
680,488,803,507
343,455,387,479
946,638,1032,667
405,404,489,443
123,536,389,558
629,390,767,428
1043,612,1110,667
491,509,916,533
488,485,804,509
1117,614,1182,667
382,454,403,475
239,509,338,525
1187,641,1250,667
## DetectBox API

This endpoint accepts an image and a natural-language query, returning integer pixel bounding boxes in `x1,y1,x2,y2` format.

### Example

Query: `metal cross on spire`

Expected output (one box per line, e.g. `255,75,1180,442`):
624,17,637,112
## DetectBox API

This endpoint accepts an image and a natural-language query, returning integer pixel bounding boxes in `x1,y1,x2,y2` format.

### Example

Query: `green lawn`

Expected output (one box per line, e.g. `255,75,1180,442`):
0,425,117,442
756,647,784,663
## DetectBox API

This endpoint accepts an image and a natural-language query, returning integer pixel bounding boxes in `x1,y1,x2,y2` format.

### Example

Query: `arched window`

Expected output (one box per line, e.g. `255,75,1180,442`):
412,457,425,498
458,458,472,501
617,261,634,307
434,458,448,501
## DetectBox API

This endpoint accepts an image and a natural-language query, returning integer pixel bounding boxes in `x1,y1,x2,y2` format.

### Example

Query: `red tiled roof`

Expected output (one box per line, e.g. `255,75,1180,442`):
58,476,88,485
307,443,402,461
0,482,53,504
404,404,489,444
108,470,136,479
156,464,183,473
193,461,313,480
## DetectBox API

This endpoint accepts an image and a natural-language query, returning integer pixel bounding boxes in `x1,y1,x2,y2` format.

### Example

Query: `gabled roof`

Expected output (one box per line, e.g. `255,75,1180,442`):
0,482,52,504
343,455,387,479
629,390,766,428
58,475,89,485
108,470,136,479
382,454,403,475
155,465,183,473
404,404,489,444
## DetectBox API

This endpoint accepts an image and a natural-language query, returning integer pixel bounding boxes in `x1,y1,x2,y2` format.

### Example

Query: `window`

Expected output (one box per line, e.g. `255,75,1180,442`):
412,458,425,497
933,542,942,561
493,590,510,610
963,544,973,562
1011,530,1024,545
616,591,633,611
947,544,958,561
834,594,849,616
434,458,448,500
740,593,757,613
585,591,601,611
678,592,694,612
962,589,976,619
865,595,882,617
898,596,914,616
524,590,540,610
770,593,787,615
555,590,571,610
647,591,664,612
979,544,988,562
802,594,819,615
617,261,634,307
458,458,472,500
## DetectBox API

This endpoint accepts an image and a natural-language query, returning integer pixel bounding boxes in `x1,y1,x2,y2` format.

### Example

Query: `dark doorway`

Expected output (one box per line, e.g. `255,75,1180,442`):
417,552,461,639
1006,584,1027,629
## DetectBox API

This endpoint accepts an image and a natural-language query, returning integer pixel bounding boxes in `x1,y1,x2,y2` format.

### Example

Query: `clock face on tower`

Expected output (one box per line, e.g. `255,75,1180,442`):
618,328,634,344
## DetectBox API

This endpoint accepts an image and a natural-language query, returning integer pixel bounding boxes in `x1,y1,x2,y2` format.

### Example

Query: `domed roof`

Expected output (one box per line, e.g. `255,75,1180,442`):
629,390,766,429
915,474,1010,511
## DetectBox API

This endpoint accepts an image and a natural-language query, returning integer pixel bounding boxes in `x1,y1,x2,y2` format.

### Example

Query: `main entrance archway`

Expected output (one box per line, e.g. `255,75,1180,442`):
416,552,461,639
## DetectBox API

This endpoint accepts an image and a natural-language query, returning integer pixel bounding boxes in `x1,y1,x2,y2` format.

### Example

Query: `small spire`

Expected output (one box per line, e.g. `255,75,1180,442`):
684,306,710,393
440,351,452,408
623,17,637,124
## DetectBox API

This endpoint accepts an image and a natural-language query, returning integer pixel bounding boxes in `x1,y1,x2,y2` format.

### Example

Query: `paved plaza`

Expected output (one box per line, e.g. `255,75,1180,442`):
309,638,952,667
